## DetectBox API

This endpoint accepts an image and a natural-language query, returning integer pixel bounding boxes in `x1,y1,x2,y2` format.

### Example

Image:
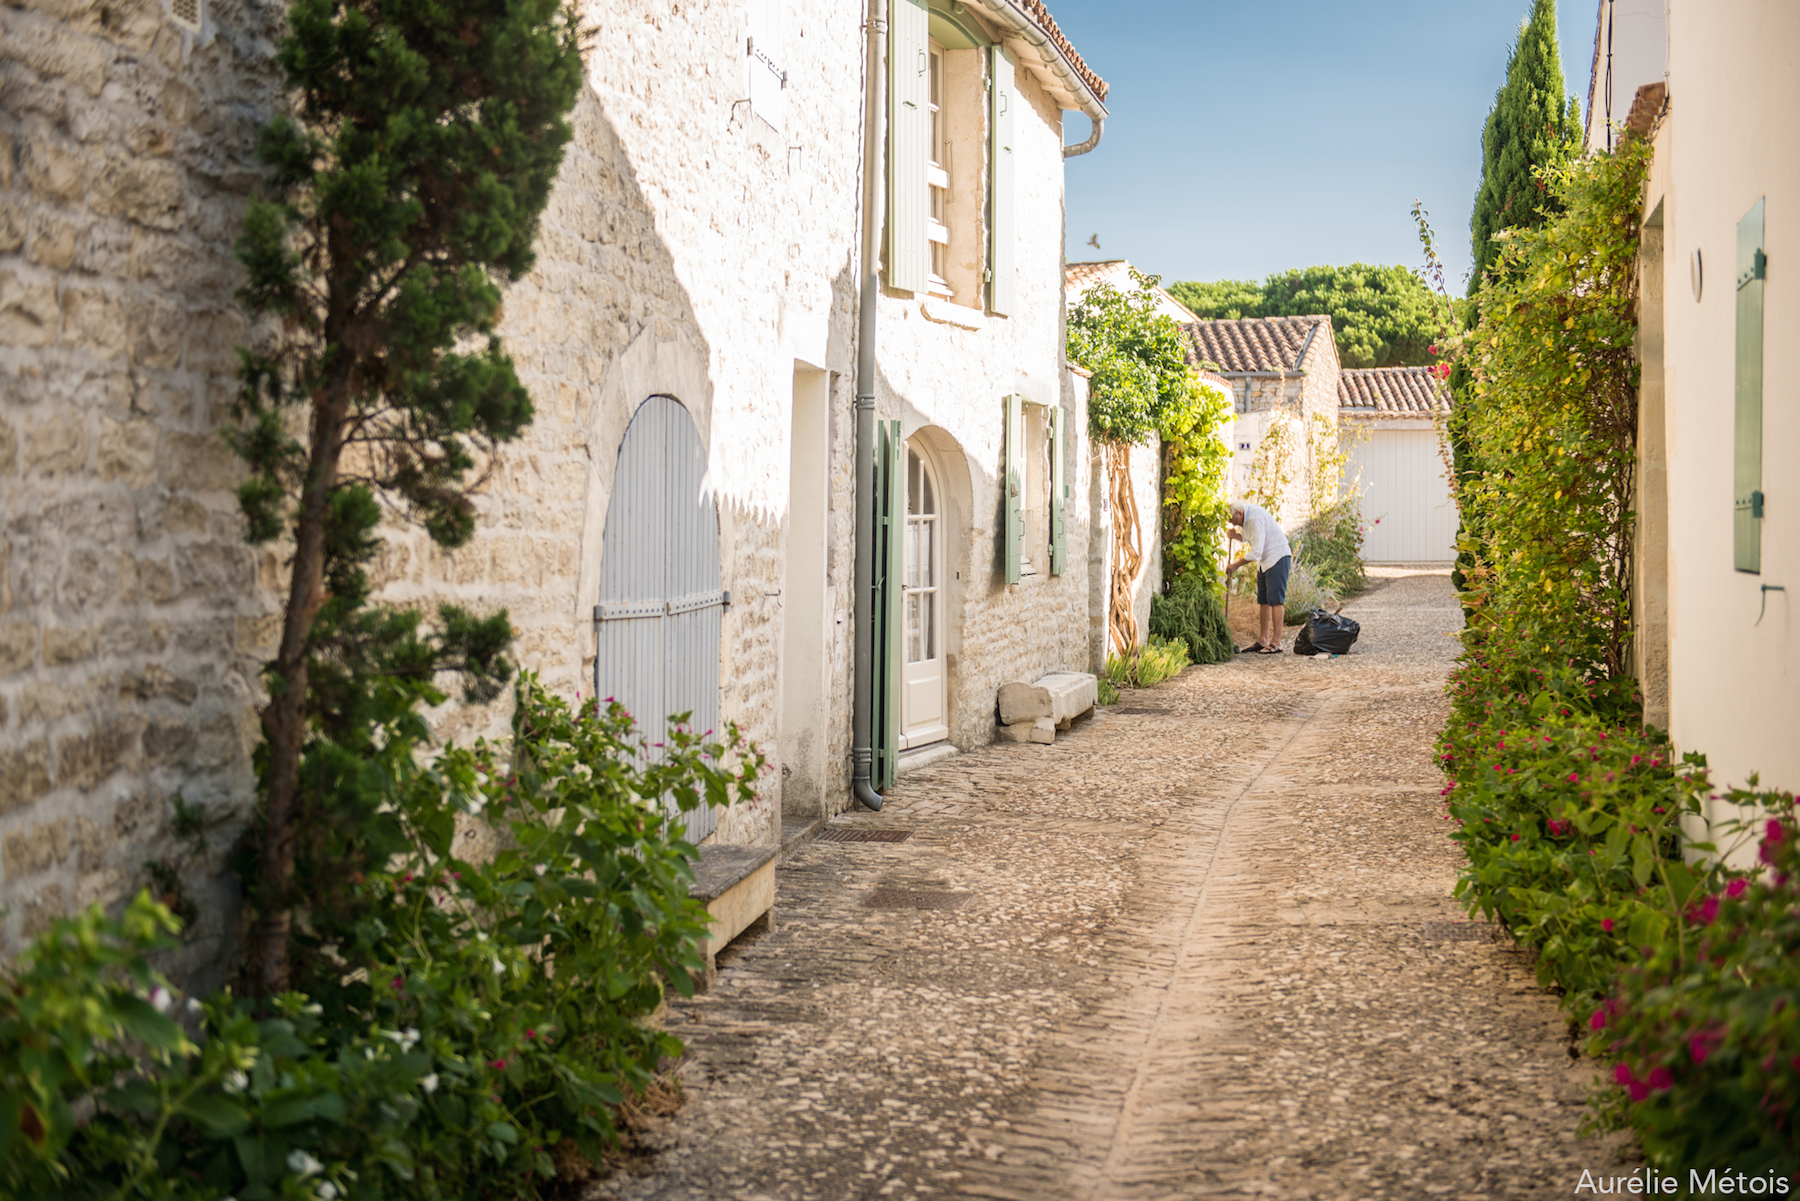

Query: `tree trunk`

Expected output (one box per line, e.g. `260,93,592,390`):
1107,443,1142,656
253,397,343,996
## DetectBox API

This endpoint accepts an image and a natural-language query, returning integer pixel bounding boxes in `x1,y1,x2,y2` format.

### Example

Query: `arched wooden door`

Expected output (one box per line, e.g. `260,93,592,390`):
900,441,948,749
594,396,724,840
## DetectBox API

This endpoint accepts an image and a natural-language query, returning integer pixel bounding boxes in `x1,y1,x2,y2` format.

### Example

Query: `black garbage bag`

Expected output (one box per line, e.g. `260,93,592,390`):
1292,608,1360,657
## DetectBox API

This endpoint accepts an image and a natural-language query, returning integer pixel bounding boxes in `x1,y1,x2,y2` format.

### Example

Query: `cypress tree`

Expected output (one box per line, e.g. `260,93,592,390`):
228,0,584,992
1468,0,1583,292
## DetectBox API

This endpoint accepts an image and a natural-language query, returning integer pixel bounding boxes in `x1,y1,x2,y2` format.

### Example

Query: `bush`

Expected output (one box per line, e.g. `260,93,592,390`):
1102,636,1190,694
1289,495,1367,597
1591,791,1800,1173
0,674,761,1199
1149,574,1234,666
1280,562,1339,626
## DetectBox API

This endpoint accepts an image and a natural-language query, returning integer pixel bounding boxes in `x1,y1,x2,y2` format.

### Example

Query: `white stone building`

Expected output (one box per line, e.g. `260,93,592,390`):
0,0,1111,954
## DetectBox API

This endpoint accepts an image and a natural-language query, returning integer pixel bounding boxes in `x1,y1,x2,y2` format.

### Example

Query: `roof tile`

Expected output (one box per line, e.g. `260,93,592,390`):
1337,366,1452,415
1182,315,1332,375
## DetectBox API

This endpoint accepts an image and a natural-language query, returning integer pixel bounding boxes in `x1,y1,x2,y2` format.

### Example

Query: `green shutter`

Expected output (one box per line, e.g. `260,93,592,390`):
986,44,1016,316
873,420,904,788
1049,405,1066,575
886,0,929,295
1004,395,1023,583
1734,198,1766,574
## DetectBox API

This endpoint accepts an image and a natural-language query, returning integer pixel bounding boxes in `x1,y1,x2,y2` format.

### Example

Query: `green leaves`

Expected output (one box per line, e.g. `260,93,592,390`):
1168,263,1443,368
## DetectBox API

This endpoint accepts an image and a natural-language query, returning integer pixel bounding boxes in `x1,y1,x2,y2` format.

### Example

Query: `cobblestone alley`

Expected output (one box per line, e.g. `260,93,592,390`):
608,568,1629,1201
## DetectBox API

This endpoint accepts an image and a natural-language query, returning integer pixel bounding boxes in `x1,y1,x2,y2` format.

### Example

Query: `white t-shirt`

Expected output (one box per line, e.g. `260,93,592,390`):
1239,503,1292,570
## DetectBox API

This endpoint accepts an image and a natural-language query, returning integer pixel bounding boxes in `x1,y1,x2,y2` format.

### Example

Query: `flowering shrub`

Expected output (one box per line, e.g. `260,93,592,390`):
1289,494,1366,600
1,674,759,1198
1590,792,1800,1172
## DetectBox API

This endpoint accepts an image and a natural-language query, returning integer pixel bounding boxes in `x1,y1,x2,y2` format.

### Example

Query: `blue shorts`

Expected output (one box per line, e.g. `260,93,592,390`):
1256,555,1292,606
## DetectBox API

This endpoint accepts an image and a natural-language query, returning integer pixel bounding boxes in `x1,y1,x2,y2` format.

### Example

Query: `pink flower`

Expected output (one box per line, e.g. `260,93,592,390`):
525,1029,536,1039
1509,833,1520,841
1689,896,1720,925
1601,918,1615,933
1726,878,1749,900
1613,1063,1634,1086
1767,820,1786,844
490,1058,508,1071
1590,1009,1607,1031
1627,1079,1650,1102
1568,773,1580,784
1646,1067,1673,1091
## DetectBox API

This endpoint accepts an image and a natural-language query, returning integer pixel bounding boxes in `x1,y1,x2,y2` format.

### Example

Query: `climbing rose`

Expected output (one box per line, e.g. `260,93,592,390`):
1726,878,1749,899
1646,1067,1674,1091
1590,1009,1607,1031
1601,918,1614,932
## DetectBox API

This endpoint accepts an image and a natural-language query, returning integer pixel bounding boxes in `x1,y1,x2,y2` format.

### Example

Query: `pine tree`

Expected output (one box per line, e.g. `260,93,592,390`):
229,0,584,992
1468,0,1582,293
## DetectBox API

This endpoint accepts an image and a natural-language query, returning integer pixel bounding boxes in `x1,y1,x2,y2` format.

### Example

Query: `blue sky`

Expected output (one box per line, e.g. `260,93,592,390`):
1054,0,1599,291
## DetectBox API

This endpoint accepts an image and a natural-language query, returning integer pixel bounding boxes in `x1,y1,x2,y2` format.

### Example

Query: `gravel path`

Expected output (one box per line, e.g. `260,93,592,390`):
606,567,1631,1201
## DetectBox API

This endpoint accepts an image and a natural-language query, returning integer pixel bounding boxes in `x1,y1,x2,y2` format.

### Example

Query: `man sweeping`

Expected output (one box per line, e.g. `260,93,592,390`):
1225,500,1293,655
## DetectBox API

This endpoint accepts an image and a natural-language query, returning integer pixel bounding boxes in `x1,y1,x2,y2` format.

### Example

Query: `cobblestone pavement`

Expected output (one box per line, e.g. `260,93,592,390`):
608,568,1631,1201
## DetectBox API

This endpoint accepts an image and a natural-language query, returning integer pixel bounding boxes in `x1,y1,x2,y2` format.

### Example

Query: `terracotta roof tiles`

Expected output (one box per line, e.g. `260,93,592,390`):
1012,0,1108,102
1337,367,1452,415
1181,315,1332,375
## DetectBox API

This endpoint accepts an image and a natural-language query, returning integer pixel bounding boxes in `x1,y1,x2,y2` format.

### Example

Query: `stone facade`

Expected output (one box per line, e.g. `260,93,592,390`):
0,0,1111,956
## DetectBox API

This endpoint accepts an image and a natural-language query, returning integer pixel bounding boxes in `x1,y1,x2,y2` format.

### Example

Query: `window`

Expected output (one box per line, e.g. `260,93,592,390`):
927,45,951,297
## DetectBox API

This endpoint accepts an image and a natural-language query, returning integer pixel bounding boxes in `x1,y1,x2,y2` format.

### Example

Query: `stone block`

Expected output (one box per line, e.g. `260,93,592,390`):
1028,717,1055,745
0,197,25,254
0,740,53,815
29,214,79,271
21,882,68,939
98,416,160,485
0,270,60,348
60,286,129,358
0,622,37,673
119,663,198,704
183,309,246,375
4,818,68,877
42,624,97,666
56,716,141,791
101,159,185,232
996,671,1097,726
21,138,88,204
70,815,106,874
128,295,184,369
160,431,238,491
996,720,1033,743
142,715,197,767
0,418,17,476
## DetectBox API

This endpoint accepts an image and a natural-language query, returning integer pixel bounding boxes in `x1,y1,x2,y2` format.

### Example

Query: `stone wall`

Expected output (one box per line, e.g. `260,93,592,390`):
0,0,284,965
0,0,1106,953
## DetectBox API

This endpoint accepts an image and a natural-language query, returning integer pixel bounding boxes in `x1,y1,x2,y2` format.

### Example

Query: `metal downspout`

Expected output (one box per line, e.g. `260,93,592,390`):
851,0,886,812
1062,115,1103,158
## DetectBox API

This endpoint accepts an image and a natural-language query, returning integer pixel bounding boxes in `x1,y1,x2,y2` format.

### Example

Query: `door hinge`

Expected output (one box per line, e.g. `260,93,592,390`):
1738,249,1767,289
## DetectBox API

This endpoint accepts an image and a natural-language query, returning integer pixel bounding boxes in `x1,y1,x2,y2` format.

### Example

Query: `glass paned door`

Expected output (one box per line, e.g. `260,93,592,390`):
900,445,948,748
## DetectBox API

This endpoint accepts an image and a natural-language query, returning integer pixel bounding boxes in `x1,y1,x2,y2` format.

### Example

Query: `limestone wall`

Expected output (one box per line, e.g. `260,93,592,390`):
0,0,284,962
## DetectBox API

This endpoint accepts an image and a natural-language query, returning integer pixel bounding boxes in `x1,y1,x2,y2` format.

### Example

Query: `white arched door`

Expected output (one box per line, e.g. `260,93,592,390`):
901,443,948,749
594,396,724,840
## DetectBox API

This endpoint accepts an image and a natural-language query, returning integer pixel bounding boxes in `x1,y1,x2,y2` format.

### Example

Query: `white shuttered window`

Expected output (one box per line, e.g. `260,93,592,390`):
885,0,930,295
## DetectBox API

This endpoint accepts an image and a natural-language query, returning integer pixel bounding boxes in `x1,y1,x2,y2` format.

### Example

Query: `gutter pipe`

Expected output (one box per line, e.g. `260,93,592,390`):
973,0,1108,156
850,0,886,812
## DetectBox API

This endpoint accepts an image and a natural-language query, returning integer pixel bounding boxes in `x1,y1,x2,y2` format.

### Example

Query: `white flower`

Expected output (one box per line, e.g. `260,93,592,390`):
490,955,505,976
364,1046,376,1060
185,997,203,1015
222,1070,249,1095
420,1073,440,1094
286,1149,324,1178
301,1003,324,1016
317,1184,340,1201
149,986,173,1014
475,931,488,942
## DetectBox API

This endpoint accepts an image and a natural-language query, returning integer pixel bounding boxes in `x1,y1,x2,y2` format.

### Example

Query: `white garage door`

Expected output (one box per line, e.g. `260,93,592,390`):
1349,428,1458,562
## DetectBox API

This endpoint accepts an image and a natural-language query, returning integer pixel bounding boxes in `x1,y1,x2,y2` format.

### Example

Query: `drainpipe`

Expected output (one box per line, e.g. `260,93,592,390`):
1062,114,1103,158
850,0,886,812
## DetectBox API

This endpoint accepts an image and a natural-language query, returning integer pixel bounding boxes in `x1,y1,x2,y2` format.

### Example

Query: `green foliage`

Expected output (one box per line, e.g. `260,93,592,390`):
1289,496,1367,600
1167,264,1441,369
1158,379,1232,583
1101,636,1190,693
1068,269,1205,447
1278,562,1339,627
1457,139,1650,680
229,0,585,989
3,677,759,1198
1148,574,1233,667
1468,0,1583,291
1594,793,1800,1172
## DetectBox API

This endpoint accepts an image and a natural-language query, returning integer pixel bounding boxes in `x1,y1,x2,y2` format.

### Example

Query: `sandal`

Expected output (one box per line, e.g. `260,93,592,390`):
1258,644,1284,654
1238,642,1265,654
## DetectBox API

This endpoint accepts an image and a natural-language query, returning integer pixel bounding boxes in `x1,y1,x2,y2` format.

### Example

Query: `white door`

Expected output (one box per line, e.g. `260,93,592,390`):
1350,427,1458,562
900,444,948,748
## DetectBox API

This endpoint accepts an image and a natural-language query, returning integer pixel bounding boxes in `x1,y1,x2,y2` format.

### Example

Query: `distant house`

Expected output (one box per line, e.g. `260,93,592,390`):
1065,260,1198,324
1338,367,1455,563
1182,315,1341,529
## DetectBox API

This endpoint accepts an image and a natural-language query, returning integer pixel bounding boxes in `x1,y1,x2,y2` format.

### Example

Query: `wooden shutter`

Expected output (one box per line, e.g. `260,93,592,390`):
746,0,785,132
987,44,1016,316
1049,404,1066,575
873,419,904,788
1004,395,1023,583
886,0,929,295
1734,198,1766,574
